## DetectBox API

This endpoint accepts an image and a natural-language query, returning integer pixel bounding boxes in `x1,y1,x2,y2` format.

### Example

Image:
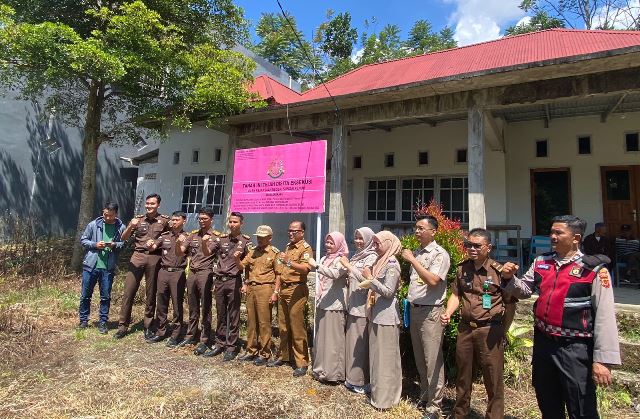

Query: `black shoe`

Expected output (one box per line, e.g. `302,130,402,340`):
176,338,196,348
113,329,127,339
166,337,179,348
203,345,225,357
143,328,155,340
78,321,89,329
422,413,439,419
238,353,256,362
97,322,108,334
292,366,308,377
253,357,268,366
146,334,166,343
222,351,238,362
267,359,286,368
193,343,208,356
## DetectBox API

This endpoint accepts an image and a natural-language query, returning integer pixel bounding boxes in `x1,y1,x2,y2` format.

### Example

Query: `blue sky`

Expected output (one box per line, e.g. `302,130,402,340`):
235,0,532,47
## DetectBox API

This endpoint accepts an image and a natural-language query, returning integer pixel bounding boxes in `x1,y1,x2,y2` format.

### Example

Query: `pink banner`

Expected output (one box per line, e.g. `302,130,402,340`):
230,140,327,213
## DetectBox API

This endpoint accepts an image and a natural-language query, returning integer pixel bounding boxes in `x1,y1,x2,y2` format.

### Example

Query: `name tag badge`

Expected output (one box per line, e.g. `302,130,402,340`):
482,294,492,309
538,264,550,270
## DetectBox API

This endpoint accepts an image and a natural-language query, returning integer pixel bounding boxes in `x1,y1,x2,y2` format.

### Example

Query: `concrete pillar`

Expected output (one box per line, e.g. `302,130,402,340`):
329,125,348,233
221,135,237,224
468,104,487,229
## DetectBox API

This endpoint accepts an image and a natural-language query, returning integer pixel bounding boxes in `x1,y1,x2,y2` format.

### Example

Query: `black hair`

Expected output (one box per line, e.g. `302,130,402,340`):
172,211,186,219
291,220,306,231
146,193,161,203
230,212,244,222
552,215,587,236
103,201,119,212
198,206,215,218
417,215,438,230
468,228,491,243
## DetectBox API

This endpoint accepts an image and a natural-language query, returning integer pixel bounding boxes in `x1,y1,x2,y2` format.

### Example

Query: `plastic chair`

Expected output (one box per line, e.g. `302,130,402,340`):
528,235,552,264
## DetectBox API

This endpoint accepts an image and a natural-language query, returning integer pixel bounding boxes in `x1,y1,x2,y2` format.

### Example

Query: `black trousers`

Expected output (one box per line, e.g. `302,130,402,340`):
532,330,598,419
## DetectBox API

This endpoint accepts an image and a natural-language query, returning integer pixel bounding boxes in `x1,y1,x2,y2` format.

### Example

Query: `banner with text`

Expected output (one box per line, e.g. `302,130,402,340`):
230,140,327,213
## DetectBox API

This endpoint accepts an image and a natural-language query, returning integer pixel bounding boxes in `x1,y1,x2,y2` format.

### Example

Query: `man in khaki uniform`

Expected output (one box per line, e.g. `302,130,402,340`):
176,207,220,355
115,193,170,340
401,215,450,418
441,228,517,419
268,220,313,378
234,225,279,365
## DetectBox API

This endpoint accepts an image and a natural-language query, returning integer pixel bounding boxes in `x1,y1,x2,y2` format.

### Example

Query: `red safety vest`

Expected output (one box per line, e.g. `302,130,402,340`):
533,254,597,338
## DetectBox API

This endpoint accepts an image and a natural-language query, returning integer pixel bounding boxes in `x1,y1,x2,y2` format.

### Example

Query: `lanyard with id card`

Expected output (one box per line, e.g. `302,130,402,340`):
482,280,492,309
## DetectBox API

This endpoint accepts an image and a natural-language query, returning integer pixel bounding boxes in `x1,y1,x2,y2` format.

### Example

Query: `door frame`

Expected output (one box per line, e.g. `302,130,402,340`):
600,165,640,238
530,168,572,235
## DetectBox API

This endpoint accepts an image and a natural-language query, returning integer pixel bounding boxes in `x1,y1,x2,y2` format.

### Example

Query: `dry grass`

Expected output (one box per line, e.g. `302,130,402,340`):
0,274,637,418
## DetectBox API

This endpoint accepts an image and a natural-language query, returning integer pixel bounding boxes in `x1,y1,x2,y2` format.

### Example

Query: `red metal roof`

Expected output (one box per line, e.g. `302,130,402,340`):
248,74,301,105
250,29,640,105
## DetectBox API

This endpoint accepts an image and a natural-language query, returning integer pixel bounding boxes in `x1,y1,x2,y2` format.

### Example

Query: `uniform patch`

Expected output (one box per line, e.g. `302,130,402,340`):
598,269,611,288
569,266,583,277
538,264,550,270
434,254,443,264
303,253,310,260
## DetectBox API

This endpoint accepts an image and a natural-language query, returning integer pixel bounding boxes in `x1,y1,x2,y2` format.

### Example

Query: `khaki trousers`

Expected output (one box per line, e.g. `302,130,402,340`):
118,252,161,331
410,304,445,413
454,323,505,419
245,283,274,358
277,283,309,367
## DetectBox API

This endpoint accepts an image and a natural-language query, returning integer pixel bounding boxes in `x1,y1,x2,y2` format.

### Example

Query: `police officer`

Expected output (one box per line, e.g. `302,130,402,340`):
146,211,188,346
115,193,169,340
176,206,220,355
401,215,450,418
203,212,250,361
234,225,279,365
441,228,516,419
503,215,621,419
268,221,313,378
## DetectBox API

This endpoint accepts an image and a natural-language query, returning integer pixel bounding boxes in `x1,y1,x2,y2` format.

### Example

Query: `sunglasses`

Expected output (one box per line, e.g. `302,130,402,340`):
463,241,485,250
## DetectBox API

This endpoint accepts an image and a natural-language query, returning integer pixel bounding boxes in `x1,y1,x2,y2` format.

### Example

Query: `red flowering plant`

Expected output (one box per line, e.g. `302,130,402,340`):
397,200,466,380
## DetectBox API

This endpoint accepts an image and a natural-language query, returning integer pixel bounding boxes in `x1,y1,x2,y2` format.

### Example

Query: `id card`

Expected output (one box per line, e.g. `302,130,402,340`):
482,293,492,309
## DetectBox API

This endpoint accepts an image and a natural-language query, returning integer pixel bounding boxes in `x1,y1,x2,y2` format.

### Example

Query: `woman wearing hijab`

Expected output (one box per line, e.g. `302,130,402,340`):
307,232,349,383
339,227,378,394
360,230,402,410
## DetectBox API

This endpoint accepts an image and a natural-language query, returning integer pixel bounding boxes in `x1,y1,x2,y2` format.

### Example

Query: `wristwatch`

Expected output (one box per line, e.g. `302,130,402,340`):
286,260,292,268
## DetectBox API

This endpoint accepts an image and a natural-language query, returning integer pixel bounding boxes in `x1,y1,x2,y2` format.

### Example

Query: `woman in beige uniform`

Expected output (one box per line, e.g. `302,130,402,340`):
339,227,378,394
308,232,349,383
360,231,402,410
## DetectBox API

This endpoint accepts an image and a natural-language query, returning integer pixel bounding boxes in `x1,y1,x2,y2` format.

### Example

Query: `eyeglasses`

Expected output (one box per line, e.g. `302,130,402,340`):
288,229,303,233
415,226,436,232
463,241,485,249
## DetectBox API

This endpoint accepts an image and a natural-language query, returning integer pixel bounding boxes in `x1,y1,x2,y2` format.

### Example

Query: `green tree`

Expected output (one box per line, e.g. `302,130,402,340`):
316,10,358,59
359,24,405,65
505,10,566,35
0,0,259,268
405,20,456,55
519,0,640,30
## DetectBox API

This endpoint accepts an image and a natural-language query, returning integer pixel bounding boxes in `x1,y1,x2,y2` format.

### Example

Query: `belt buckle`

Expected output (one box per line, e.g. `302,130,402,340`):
469,321,478,328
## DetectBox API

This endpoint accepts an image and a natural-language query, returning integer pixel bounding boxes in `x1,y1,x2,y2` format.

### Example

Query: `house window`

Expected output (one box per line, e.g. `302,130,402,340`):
367,180,396,221
192,149,200,163
214,148,222,162
456,148,467,163
384,153,395,168
536,140,548,157
578,136,591,155
626,132,639,152
418,151,429,166
173,152,180,165
401,178,435,221
366,176,468,223
353,156,362,169
181,174,226,214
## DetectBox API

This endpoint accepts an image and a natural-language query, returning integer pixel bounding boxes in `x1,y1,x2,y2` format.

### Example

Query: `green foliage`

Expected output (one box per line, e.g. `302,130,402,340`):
405,20,456,55
597,386,633,416
518,0,640,30
504,323,533,384
505,10,565,35
315,10,358,60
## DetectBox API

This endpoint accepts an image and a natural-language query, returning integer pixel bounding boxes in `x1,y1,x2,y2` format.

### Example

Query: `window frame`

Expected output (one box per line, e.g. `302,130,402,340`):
624,131,640,153
191,149,200,164
577,135,591,155
172,151,180,165
180,173,226,215
535,139,549,158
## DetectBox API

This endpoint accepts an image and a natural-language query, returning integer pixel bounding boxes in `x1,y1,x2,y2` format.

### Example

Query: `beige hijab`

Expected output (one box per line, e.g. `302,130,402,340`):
368,231,401,308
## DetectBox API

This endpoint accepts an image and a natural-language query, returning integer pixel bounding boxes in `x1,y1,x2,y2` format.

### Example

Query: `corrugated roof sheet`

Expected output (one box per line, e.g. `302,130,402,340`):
248,75,301,105
248,29,640,105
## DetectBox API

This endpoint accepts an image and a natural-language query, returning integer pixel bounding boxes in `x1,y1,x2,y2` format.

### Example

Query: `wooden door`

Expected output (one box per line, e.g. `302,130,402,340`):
601,166,640,238
530,168,572,236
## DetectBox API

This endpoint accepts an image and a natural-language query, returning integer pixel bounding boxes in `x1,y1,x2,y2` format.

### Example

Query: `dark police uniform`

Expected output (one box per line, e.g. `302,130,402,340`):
118,213,169,334
506,251,621,419
452,258,514,419
209,232,250,353
154,229,187,340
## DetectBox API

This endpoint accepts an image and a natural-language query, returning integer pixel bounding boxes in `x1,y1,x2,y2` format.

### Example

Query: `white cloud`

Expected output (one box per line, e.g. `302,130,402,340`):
447,0,526,46
593,0,639,29
351,47,364,64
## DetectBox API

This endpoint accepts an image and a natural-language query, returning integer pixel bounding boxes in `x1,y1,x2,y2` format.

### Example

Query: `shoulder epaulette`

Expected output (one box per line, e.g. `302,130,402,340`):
247,243,256,251
582,254,611,269
270,246,280,253
213,230,221,236
191,229,199,233
489,260,504,273
303,242,311,249
160,214,169,219
242,234,250,240
457,258,471,266
220,233,229,238
136,214,144,218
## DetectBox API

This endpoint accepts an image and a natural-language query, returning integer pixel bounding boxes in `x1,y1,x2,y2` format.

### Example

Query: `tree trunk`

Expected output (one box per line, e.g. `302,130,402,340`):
70,82,104,270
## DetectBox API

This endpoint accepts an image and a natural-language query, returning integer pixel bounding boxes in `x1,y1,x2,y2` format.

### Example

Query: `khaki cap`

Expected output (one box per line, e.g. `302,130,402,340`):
254,225,273,237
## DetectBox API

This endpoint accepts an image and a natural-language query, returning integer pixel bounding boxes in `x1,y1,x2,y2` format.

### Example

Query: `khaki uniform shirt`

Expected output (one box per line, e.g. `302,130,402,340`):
280,240,313,284
315,257,348,311
407,240,451,306
155,229,187,269
210,233,250,276
453,258,513,323
346,253,378,318
131,213,169,254
241,245,279,284
186,228,220,271
369,257,402,326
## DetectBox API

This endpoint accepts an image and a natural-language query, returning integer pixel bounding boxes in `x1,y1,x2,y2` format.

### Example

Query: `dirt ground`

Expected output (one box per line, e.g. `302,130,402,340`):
0,276,634,419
